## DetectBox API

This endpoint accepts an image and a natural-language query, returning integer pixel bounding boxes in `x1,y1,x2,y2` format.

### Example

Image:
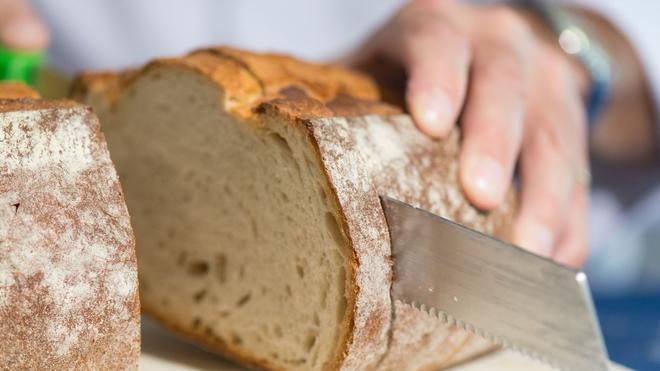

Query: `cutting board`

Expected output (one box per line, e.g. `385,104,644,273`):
140,318,629,370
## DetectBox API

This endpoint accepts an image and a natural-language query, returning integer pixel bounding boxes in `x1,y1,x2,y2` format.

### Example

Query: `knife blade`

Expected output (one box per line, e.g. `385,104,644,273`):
380,196,610,371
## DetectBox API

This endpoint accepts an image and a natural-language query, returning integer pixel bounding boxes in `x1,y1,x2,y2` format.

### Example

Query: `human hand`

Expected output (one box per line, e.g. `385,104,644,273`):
351,0,591,267
0,0,48,50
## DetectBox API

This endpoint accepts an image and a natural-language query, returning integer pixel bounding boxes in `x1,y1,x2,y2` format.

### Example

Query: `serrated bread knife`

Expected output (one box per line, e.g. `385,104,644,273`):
380,196,610,371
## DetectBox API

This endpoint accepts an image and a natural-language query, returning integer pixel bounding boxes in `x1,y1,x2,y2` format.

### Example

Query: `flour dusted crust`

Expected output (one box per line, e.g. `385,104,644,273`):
0,85,140,369
72,48,515,370
309,115,514,371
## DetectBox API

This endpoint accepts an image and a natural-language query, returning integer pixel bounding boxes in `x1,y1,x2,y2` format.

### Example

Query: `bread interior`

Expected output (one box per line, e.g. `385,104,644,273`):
101,68,353,370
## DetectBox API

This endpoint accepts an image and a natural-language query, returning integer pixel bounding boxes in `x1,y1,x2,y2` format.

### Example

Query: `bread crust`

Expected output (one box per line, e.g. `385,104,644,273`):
71,47,515,370
0,86,140,369
0,82,41,100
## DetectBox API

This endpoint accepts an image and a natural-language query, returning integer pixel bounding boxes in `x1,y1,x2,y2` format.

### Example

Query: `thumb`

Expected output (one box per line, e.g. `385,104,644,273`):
0,0,49,51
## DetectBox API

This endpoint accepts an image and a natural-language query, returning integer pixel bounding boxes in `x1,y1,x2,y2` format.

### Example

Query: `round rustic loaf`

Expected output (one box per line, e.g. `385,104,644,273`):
72,48,515,371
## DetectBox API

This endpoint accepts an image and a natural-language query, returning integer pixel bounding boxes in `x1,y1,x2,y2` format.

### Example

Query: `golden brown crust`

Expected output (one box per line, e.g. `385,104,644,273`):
0,81,88,113
0,97,80,113
0,82,41,100
71,47,400,121
70,72,134,110
191,47,385,111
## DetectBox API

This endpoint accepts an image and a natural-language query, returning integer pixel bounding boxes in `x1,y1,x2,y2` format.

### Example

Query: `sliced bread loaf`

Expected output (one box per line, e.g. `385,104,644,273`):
0,85,140,370
72,48,516,371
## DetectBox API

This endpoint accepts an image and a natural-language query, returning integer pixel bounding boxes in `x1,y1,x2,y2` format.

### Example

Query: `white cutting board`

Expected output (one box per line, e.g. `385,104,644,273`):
140,318,629,371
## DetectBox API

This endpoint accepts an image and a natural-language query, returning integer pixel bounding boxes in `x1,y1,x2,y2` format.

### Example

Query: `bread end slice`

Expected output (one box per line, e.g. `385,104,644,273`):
0,87,140,370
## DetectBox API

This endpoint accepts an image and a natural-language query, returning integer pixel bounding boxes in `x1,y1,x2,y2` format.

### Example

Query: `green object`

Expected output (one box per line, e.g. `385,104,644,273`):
0,46,45,87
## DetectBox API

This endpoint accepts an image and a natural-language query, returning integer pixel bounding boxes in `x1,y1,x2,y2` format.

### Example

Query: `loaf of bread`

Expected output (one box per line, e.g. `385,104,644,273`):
72,48,516,370
0,84,140,370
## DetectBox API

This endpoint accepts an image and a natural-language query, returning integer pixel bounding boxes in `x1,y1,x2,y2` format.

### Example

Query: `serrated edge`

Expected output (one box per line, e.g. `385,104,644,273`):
396,298,569,371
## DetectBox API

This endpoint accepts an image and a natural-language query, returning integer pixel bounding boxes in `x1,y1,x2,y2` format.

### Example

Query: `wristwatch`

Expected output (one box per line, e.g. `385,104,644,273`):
519,1,612,127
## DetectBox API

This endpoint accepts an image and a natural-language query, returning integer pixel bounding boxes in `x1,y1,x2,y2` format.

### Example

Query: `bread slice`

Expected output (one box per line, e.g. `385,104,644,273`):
72,48,516,370
0,84,140,370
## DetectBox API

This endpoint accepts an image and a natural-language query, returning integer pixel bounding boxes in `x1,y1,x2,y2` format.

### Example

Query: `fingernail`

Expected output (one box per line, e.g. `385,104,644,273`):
516,220,555,257
411,89,452,137
464,156,504,208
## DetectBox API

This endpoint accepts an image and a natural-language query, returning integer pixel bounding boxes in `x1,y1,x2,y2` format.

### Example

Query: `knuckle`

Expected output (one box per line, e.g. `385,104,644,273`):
529,191,564,226
530,125,570,165
541,48,572,80
394,1,472,61
406,16,466,45
429,23,471,55
498,59,526,92
410,0,456,13
487,6,530,36
479,54,528,98
400,20,471,65
437,22,468,44
419,18,453,37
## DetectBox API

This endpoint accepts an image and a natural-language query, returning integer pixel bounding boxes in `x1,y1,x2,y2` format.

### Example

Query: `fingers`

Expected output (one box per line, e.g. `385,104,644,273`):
459,12,531,209
357,1,591,264
553,185,589,267
514,53,587,258
402,21,471,138
0,0,49,51
515,124,573,257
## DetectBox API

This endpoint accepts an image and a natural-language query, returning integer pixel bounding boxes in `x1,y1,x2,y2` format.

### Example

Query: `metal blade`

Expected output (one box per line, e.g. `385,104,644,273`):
381,196,610,371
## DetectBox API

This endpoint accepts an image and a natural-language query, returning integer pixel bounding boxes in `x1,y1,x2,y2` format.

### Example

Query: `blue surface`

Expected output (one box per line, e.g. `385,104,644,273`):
595,292,660,370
